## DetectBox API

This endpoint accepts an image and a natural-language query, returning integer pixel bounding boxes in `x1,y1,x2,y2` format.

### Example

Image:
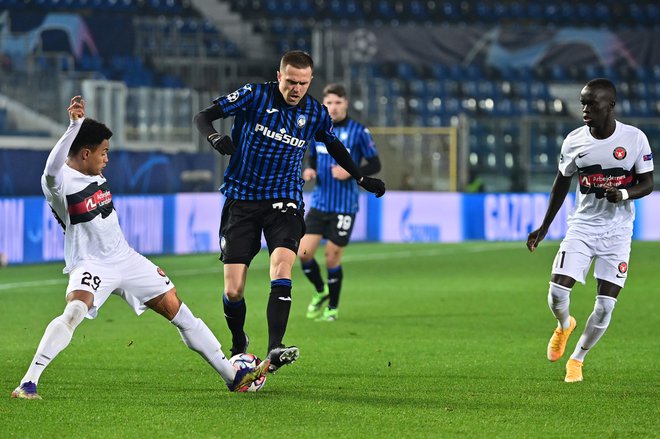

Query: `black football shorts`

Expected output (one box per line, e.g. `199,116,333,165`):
219,198,305,265
304,208,356,247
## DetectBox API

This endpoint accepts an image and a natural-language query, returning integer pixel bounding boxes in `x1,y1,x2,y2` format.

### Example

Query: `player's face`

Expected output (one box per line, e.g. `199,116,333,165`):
323,93,348,122
580,86,613,129
82,139,110,176
277,64,313,106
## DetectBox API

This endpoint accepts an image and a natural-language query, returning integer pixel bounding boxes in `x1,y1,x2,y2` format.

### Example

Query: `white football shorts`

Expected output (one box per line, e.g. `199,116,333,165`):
551,227,632,287
66,250,174,319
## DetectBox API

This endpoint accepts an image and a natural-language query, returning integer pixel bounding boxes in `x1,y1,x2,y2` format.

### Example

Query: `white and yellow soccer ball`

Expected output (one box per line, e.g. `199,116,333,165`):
229,353,267,392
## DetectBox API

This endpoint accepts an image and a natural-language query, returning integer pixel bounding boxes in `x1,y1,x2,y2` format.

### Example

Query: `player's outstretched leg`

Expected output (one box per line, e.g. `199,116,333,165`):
547,316,577,362
228,358,270,392
266,345,300,373
11,299,88,400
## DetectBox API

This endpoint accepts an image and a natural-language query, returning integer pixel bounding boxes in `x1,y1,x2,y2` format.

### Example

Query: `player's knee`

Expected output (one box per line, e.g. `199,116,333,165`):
271,261,293,279
61,299,88,329
548,282,571,308
224,288,244,302
593,295,616,325
325,254,341,267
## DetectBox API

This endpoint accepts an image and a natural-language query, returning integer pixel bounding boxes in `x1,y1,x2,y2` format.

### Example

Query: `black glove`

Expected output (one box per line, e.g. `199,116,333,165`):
207,133,236,155
358,176,386,198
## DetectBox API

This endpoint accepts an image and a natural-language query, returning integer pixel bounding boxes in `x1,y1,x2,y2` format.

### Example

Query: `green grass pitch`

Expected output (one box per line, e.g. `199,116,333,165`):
1,242,658,438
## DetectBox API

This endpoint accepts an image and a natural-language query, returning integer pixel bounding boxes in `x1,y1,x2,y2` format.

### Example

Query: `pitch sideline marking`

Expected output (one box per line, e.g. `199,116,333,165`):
0,243,521,291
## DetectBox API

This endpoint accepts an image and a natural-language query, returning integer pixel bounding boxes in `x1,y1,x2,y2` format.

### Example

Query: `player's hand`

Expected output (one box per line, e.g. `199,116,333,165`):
526,227,547,252
358,176,385,198
331,165,351,181
68,96,84,121
302,168,317,181
207,133,236,155
605,187,623,203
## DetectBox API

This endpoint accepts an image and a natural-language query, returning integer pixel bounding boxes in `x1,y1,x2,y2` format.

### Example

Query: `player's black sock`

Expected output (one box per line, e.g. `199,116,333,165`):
301,258,325,293
327,266,343,309
267,279,292,351
222,294,246,349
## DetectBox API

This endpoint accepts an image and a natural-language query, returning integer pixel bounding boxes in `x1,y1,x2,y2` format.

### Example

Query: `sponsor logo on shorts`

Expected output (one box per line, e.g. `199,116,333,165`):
157,267,171,285
613,147,626,160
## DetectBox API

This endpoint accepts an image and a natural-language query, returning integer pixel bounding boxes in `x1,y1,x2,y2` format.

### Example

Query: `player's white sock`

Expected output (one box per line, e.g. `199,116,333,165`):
548,282,572,329
570,295,617,362
171,303,236,384
21,299,87,385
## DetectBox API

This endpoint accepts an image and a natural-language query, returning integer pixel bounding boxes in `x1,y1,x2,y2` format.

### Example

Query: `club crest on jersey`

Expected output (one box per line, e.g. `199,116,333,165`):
226,91,239,102
613,147,626,160
618,262,628,273
296,114,307,128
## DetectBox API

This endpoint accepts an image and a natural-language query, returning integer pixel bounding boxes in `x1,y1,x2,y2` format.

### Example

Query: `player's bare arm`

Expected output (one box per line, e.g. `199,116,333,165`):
527,172,573,252
330,165,351,180
302,168,317,181
604,171,654,203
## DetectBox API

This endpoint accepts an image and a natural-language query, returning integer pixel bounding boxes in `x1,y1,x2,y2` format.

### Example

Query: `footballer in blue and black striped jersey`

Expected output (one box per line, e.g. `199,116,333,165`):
213,80,334,204
194,51,385,371
308,117,379,214
298,83,382,323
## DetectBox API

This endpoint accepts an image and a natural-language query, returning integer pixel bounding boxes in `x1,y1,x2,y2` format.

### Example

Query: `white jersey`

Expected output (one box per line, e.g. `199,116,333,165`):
558,120,654,235
41,118,131,273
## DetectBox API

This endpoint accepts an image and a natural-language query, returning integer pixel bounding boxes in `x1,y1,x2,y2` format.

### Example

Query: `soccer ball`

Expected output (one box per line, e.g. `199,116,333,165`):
229,353,267,392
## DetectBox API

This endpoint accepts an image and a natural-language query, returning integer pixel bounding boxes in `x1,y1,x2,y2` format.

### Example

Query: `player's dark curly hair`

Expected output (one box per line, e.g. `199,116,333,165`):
280,50,314,71
68,118,113,157
323,83,347,98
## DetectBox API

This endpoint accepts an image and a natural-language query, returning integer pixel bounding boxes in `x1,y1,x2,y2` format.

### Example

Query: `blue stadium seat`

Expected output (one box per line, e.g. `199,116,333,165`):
407,0,427,20
78,55,103,71
376,0,396,20
440,1,461,21
0,108,8,133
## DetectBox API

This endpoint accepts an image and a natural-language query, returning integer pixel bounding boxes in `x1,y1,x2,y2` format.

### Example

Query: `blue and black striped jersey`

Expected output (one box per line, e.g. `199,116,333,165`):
310,118,378,214
213,82,337,204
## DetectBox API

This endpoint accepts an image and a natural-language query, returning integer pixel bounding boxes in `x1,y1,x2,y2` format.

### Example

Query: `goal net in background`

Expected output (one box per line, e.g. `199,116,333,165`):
368,127,458,192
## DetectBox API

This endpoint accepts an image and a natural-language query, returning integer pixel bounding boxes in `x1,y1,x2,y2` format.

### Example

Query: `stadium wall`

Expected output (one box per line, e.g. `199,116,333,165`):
1,191,659,265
